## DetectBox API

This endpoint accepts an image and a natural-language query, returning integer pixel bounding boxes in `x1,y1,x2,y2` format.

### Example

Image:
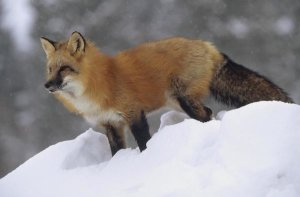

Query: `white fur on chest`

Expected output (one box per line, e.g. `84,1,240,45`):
59,92,123,126
58,77,124,126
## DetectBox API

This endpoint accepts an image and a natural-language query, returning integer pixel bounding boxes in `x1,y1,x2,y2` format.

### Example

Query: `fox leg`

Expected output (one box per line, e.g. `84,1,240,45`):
128,111,151,152
177,96,212,122
103,124,125,155
171,76,212,122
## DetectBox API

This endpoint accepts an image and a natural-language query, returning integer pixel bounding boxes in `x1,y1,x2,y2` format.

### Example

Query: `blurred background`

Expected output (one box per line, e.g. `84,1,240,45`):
0,0,299,177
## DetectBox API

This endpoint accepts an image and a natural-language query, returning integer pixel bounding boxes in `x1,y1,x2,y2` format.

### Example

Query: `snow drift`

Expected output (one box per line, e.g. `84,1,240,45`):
1,101,300,197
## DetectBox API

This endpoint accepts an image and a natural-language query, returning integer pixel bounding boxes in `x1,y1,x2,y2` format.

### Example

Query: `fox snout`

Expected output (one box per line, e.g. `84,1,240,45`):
44,77,63,93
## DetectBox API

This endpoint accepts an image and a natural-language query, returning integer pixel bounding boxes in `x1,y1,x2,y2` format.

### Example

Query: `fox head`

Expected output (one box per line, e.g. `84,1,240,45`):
40,31,87,96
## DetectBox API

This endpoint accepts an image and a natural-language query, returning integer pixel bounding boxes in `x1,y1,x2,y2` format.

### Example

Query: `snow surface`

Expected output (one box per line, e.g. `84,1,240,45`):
1,101,300,197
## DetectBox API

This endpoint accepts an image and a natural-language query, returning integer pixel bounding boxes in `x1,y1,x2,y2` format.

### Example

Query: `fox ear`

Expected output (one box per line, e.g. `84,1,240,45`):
40,37,56,58
67,31,86,55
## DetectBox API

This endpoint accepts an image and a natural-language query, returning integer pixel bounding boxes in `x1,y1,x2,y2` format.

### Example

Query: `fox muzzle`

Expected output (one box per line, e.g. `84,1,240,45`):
44,76,63,93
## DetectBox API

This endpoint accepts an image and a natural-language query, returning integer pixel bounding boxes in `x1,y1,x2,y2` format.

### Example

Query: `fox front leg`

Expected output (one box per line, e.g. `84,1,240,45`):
103,124,126,155
128,111,151,152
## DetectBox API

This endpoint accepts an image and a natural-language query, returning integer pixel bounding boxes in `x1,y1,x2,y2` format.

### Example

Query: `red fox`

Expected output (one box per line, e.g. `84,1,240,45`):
40,32,293,154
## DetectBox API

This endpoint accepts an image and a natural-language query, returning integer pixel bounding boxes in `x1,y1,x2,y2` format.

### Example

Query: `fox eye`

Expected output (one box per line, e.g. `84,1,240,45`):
48,67,52,73
59,65,75,73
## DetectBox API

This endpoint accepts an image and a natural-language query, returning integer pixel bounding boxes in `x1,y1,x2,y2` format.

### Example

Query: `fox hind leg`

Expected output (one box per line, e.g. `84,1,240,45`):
171,76,212,122
177,96,212,122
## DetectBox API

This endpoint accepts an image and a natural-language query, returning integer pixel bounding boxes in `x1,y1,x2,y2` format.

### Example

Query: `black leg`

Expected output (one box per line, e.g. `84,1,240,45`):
104,124,125,155
130,111,151,152
177,96,212,122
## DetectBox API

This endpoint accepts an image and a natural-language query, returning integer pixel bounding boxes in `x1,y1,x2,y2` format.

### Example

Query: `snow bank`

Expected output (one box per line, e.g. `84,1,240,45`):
1,101,300,197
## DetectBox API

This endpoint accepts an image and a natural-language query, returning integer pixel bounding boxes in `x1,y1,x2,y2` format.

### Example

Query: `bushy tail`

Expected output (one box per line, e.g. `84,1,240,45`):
210,54,293,107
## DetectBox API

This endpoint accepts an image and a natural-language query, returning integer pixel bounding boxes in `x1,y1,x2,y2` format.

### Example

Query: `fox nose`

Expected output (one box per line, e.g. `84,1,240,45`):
44,81,52,89
44,76,63,92
44,80,58,92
